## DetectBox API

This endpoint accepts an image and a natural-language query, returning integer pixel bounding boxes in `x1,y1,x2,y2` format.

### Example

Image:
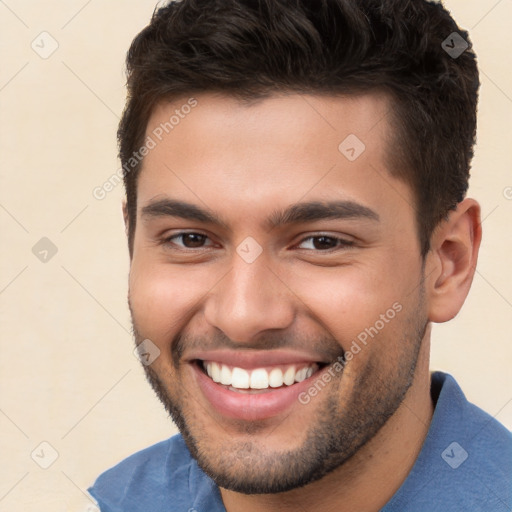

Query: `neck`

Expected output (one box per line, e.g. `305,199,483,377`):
220,327,434,512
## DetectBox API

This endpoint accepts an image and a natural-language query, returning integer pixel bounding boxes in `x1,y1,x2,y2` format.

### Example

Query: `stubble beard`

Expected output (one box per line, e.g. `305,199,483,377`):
130,289,428,494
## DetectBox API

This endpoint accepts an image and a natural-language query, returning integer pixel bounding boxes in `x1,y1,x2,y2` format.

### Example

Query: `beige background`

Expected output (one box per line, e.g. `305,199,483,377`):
0,1,511,510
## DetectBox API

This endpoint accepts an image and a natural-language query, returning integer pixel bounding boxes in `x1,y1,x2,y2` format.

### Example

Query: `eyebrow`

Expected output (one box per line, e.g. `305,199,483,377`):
140,198,379,231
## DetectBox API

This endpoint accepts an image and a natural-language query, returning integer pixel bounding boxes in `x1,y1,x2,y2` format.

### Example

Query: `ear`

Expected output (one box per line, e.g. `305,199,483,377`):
122,200,129,237
425,198,482,323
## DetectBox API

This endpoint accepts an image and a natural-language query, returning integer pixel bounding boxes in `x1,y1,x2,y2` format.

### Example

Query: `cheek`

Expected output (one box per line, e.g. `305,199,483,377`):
287,265,410,366
293,265,395,326
128,260,207,340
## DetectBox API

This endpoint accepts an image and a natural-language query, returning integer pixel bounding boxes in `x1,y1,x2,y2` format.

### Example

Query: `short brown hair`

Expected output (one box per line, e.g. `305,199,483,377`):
119,0,479,257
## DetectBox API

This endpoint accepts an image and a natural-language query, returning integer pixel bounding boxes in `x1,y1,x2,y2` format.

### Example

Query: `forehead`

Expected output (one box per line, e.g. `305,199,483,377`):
136,91,412,231
145,91,392,162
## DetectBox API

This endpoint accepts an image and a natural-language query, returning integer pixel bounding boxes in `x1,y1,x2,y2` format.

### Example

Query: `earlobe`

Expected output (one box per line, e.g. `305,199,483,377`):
426,198,482,323
122,200,129,237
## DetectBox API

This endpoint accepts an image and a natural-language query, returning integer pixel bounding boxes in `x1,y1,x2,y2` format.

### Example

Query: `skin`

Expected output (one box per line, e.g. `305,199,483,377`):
125,92,481,512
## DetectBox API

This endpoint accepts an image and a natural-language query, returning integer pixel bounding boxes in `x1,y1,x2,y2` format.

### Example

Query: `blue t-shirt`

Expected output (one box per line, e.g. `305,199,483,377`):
88,372,512,511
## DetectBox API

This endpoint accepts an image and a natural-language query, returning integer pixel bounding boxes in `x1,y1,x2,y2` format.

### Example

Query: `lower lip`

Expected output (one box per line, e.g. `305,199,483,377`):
192,362,324,421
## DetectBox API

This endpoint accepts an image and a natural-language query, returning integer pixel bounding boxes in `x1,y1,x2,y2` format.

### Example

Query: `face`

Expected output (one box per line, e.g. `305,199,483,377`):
128,92,429,493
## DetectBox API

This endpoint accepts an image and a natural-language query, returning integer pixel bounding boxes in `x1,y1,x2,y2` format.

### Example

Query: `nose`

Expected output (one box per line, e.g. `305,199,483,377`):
203,253,295,343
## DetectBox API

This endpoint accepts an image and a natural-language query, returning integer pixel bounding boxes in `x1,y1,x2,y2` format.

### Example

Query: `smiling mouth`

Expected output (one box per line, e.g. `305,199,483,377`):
196,360,328,394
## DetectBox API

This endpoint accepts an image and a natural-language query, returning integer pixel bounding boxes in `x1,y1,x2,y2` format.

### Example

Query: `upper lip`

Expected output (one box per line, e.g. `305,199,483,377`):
186,349,330,369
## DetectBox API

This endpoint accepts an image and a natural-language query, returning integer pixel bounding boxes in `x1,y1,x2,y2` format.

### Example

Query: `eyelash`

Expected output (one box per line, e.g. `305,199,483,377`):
160,232,354,252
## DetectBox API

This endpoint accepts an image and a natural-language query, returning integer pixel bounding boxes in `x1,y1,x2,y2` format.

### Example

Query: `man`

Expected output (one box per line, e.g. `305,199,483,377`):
88,0,512,510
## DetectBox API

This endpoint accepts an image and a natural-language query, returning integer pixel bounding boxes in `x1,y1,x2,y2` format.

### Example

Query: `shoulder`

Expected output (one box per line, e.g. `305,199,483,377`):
431,371,511,472
384,372,512,511
87,434,200,512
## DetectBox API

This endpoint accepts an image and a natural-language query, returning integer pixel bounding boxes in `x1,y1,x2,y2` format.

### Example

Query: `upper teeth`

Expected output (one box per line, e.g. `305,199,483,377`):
203,361,318,389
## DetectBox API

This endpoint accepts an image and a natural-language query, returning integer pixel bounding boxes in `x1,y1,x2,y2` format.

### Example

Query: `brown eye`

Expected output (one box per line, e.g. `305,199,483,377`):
180,233,207,248
311,236,337,250
162,232,214,249
297,235,354,251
